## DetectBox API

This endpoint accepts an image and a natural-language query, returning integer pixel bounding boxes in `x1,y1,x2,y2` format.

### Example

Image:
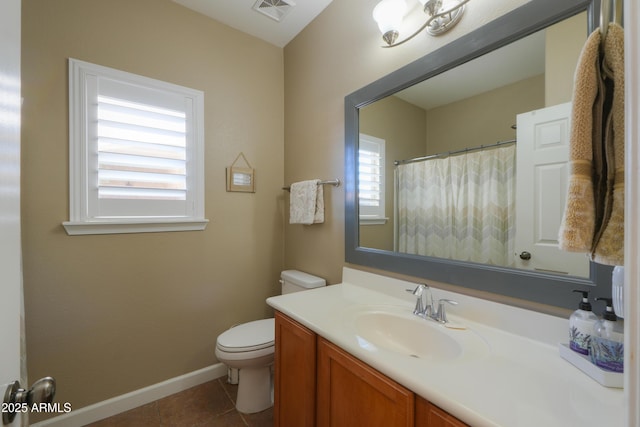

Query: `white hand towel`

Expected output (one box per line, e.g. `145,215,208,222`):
289,180,324,225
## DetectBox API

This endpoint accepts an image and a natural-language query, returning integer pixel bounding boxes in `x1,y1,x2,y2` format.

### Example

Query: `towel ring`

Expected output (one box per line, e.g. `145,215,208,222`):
600,0,623,43
600,0,610,40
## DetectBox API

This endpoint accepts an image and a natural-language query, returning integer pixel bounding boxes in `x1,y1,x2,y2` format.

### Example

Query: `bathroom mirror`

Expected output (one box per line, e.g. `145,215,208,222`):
345,0,613,310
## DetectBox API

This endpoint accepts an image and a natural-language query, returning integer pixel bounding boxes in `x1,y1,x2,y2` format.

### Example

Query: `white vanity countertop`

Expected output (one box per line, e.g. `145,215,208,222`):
266,267,624,427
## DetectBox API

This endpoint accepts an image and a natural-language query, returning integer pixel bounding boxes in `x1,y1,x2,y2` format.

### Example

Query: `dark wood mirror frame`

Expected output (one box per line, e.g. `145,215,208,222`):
345,0,614,311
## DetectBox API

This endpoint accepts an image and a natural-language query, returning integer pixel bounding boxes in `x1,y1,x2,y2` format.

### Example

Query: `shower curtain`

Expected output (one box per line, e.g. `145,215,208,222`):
396,144,516,266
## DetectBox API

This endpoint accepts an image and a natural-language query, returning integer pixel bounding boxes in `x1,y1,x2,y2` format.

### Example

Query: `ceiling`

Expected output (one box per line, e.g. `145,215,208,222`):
172,0,334,48
395,29,546,110
172,0,546,110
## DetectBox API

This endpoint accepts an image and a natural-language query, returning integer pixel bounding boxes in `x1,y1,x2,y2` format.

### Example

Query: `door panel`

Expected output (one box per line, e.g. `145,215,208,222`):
0,0,24,425
515,102,590,277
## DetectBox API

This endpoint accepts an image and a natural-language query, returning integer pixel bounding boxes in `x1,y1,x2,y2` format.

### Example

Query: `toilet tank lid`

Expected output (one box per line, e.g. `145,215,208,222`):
281,270,326,289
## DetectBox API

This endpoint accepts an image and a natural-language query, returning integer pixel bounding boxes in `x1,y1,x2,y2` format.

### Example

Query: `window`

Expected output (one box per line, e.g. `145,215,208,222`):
358,134,386,225
64,59,208,235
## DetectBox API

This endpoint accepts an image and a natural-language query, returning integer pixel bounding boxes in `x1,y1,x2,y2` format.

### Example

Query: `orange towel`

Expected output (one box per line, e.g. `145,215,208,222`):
592,23,625,266
558,29,601,252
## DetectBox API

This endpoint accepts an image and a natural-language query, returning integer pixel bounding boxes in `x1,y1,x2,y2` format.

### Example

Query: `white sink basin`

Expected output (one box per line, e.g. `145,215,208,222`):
344,306,489,362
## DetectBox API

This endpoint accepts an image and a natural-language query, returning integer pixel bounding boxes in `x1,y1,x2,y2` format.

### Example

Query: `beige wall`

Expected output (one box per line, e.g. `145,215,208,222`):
359,96,426,250
426,75,544,154
22,0,284,415
545,12,587,106
283,0,528,284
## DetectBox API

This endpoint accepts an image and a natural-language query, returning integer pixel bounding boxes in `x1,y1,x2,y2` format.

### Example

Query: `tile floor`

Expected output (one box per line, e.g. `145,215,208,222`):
84,378,273,427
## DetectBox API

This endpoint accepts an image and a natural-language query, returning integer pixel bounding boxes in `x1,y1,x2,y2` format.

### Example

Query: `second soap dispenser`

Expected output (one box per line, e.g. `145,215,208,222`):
569,290,598,355
590,298,624,372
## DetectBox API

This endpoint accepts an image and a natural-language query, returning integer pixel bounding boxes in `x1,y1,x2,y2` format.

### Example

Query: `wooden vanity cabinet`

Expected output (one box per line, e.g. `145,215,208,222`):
415,397,470,427
274,311,468,427
274,311,317,427
317,337,415,427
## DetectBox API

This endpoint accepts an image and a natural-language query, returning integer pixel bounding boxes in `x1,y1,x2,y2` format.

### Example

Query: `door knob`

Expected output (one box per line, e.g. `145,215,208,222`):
519,251,532,260
2,377,56,425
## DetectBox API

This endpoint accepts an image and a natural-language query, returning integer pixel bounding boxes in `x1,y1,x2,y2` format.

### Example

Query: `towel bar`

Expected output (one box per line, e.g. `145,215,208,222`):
282,179,341,192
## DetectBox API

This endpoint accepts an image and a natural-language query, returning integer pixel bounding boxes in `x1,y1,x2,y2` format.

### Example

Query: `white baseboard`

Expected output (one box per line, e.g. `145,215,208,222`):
31,363,228,427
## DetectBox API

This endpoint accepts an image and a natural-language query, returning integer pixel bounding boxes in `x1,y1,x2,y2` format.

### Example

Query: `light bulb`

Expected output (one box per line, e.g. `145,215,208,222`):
372,0,407,37
417,0,443,16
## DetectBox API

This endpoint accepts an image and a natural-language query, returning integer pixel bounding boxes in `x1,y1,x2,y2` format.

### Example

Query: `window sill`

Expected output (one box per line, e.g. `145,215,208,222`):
359,217,388,226
62,219,209,235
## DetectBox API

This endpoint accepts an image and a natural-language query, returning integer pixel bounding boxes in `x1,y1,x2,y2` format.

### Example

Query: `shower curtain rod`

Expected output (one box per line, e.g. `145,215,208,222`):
394,138,516,166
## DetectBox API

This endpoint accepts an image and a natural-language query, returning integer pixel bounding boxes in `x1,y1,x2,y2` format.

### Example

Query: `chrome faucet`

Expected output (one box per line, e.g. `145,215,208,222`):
407,284,457,324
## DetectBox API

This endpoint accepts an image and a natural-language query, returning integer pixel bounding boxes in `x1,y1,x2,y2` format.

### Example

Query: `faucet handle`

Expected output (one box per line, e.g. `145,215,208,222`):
406,283,426,295
435,299,458,323
406,284,428,316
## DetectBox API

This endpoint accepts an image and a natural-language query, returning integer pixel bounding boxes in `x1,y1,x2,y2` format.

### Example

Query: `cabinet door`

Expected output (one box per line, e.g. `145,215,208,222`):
274,311,317,427
415,396,469,427
317,337,415,427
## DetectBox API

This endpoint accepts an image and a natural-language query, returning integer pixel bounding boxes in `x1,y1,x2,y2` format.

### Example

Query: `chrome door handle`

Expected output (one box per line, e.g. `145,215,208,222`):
519,251,532,260
2,377,56,425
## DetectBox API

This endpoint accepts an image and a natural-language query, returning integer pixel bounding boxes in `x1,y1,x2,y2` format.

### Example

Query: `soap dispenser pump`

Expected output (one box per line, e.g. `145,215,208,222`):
569,290,598,355
590,298,624,372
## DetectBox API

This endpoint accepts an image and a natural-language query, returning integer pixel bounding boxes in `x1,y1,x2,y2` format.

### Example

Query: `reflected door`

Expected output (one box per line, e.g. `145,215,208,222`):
515,102,589,277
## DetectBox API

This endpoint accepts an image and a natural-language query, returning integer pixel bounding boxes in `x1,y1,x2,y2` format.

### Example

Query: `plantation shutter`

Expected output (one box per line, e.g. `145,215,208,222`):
358,134,385,219
82,70,201,219
97,95,187,201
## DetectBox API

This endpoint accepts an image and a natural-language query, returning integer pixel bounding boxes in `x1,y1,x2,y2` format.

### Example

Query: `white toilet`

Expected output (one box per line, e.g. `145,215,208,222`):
215,270,326,414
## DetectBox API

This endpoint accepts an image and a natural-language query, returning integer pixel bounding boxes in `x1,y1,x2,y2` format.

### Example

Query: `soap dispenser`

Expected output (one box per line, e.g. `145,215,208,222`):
612,266,625,318
569,290,598,355
590,298,624,372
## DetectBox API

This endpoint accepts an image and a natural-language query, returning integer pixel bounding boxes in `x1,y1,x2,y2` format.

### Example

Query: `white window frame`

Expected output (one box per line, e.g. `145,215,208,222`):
358,133,387,225
63,58,208,235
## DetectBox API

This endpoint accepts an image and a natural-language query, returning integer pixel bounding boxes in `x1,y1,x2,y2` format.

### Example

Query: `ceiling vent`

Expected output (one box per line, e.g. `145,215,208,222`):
252,0,296,22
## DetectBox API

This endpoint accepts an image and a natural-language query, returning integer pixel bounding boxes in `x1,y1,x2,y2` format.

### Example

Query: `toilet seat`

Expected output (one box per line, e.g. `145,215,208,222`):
217,318,275,353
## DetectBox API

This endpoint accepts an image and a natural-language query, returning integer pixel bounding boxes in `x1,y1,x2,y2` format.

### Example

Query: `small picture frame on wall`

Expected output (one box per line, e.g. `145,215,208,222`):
226,152,255,193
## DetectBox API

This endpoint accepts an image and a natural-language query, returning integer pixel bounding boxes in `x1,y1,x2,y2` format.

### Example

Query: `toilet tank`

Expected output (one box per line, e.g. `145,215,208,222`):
280,270,326,294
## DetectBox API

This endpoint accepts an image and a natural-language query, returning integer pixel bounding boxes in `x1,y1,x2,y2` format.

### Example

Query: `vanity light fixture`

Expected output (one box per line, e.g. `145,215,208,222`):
372,0,471,47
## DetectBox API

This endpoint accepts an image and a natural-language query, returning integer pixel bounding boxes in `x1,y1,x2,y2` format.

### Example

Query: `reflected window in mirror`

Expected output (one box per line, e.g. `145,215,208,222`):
358,134,387,226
